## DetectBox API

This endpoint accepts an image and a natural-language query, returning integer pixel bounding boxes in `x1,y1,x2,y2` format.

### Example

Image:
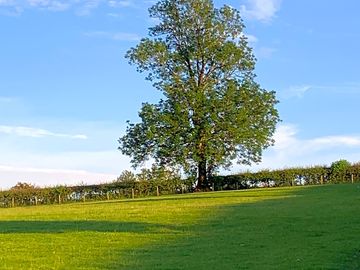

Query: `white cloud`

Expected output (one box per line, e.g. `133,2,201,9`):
283,85,312,99
0,121,131,189
311,136,360,148
27,0,69,11
272,124,298,150
0,164,118,189
111,32,141,41
0,125,87,139
75,0,102,16
316,83,360,94
0,0,134,15
244,33,258,43
0,149,132,189
0,0,70,14
273,124,360,154
237,124,360,172
107,12,122,17
108,0,132,8
281,83,360,99
0,0,22,15
255,46,276,59
241,0,282,22
241,34,276,60
0,0,14,5
84,31,141,41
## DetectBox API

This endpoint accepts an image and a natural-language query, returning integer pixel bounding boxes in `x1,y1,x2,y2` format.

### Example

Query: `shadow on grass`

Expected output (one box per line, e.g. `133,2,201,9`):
120,185,360,270
0,220,178,234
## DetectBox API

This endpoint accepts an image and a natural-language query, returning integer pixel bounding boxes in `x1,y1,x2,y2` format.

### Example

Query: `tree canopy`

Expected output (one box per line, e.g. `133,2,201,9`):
331,159,351,181
119,0,280,189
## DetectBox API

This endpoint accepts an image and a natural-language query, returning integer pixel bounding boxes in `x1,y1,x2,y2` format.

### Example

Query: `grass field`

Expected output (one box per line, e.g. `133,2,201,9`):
0,184,359,269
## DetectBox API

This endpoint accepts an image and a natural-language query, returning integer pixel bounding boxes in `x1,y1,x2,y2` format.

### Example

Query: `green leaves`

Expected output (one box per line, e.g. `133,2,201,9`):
119,0,280,187
330,159,351,182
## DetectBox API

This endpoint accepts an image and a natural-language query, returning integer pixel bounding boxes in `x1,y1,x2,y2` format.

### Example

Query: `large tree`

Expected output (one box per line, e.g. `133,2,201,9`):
119,0,280,189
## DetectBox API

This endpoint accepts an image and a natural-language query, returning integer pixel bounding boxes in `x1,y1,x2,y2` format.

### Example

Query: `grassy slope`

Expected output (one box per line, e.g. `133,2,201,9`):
0,184,359,269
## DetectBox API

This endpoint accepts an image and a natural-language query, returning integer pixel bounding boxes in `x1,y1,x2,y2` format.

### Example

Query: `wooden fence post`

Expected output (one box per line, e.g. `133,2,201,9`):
156,186,160,197
351,174,354,184
35,196,38,206
320,175,324,185
58,194,61,204
12,197,15,208
107,192,110,200
131,188,135,199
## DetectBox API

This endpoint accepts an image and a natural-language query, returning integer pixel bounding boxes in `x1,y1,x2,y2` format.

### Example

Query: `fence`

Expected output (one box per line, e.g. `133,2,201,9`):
0,178,194,208
1,163,359,208
211,164,360,191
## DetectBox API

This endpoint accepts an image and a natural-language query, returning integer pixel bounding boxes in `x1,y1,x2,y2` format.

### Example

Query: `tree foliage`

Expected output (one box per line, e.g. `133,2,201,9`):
11,182,36,190
331,159,351,181
119,0,280,189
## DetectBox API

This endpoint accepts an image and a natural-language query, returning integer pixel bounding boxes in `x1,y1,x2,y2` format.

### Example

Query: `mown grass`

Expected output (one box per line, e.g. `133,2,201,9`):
0,184,359,269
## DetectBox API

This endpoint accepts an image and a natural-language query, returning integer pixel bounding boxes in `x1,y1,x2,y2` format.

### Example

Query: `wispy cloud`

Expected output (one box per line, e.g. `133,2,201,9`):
310,136,360,148
0,0,134,15
282,83,360,99
27,0,70,11
283,85,312,99
84,31,141,41
0,164,118,189
0,165,91,175
0,0,14,5
241,0,282,22
241,34,276,59
0,125,87,139
273,125,360,151
0,0,71,12
75,0,102,16
0,121,132,189
0,149,131,188
248,124,360,170
0,0,22,15
315,83,360,94
106,12,122,17
243,33,258,43
255,46,276,59
108,0,133,8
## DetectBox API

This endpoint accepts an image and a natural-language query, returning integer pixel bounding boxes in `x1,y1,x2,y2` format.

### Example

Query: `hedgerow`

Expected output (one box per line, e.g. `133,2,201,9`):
1,160,359,207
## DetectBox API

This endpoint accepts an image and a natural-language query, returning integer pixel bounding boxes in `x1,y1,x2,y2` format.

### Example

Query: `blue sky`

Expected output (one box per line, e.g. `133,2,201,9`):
1,0,360,189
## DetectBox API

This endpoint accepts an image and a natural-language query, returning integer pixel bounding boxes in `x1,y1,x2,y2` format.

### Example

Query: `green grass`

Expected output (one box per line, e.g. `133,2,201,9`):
0,184,359,269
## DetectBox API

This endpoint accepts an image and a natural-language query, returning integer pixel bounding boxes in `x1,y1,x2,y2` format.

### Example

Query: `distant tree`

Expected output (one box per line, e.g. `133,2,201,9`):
136,165,180,184
136,165,182,195
11,182,36,190
116,170,137,183
330,159,351,182
119,0,280,189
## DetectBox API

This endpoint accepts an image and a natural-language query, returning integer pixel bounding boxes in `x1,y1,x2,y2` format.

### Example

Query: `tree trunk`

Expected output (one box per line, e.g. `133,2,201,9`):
196,159,207,190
